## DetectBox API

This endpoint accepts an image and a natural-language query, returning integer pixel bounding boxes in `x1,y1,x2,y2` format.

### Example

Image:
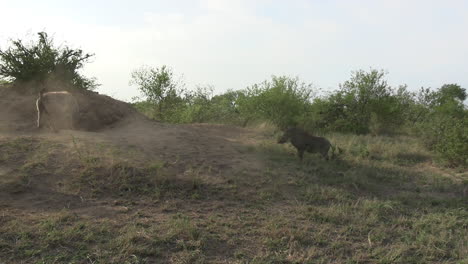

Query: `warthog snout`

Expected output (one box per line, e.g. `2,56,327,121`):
277,135,288,144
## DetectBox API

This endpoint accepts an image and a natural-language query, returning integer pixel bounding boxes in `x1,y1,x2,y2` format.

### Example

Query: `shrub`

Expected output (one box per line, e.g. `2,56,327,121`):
0,32,98,90
205,90,245,125
130,65,187,122
415,84,467,167
182,86,215,123
131,73,316,128
238,76,315,129
313,69,409,134
420,115,468,167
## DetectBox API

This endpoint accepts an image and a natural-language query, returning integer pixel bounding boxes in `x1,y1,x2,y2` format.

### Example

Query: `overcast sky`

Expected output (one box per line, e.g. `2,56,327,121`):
1,0,467,101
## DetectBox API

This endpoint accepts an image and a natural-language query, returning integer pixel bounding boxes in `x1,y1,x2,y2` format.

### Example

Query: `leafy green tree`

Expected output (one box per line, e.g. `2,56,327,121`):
414,83,467,167
238,76,314,129
0,32,98,90
130,65,187,122
411,84,466,120
431,84,466,118
208,90,245,125
434,115,467,167
183,85,215,123
420,113,468,167
436,84,466,105
315,69,407,134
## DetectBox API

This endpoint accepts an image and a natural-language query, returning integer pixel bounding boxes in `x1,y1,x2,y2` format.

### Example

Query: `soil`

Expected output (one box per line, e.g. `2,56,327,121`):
0,83,267,218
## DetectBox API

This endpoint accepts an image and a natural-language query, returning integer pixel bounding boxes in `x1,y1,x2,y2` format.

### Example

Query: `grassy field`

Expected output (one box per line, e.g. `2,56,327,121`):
0,127,467,263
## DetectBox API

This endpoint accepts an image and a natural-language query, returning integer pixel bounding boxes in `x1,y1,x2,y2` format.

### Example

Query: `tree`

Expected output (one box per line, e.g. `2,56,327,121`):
237,76,315,129
130,65,186,121
414,84,468,167
0,32,98,90
437,84,466,105
431,84,467,118
207,90,244,125
314,69,405,134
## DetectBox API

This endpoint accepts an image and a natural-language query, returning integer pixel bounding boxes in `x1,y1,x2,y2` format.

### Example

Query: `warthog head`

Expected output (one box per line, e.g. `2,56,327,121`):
277,129,292,144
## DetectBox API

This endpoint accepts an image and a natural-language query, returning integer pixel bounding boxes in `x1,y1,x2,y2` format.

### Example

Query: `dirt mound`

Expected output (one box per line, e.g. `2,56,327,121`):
71,89,145,131
0,84,38,132
0,83,147,132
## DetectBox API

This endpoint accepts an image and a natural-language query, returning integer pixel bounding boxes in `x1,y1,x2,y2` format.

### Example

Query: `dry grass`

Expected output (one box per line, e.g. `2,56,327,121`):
0,128,467,263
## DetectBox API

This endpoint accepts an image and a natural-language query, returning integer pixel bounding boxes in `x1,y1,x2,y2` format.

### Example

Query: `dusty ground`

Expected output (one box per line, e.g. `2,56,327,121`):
0,84,277,262
0,84,466,263
0,119,267,212
0,117,281,263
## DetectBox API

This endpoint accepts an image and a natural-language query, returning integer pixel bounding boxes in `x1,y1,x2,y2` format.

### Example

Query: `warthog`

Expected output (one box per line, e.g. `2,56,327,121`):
278,127,333,161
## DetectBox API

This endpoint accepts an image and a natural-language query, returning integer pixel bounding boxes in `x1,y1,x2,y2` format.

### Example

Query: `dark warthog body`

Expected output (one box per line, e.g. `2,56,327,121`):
278,128,332,160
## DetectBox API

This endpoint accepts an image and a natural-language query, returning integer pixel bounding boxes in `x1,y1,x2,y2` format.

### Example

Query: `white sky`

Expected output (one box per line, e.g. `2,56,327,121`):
1,0,467,101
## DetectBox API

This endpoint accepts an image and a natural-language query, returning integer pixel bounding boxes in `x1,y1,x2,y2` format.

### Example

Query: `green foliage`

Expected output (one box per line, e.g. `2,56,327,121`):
131,70,315,128
205,90,245,125
415,84,468,167
131,65,183,105
431,116,467,167
436,84,467,106
130,66,467,168
238,76,315,129
312,69,408,134
182,86,215,123
408,84,466,124
131,65,187,122
0,32,98,90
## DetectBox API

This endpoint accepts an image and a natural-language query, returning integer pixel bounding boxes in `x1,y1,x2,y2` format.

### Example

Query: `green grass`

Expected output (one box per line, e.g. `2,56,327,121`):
0,132,466,263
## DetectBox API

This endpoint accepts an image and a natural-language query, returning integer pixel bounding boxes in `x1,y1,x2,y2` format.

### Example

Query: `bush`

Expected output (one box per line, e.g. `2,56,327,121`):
0,32,98,90
182,86,215,123
420,115,468,167
414,84,467,167
131,65,187,122
238,76,315,129
312,69,409,134
435,116,467,167
204,90,245,125
131,73,315,128
130,65,468,168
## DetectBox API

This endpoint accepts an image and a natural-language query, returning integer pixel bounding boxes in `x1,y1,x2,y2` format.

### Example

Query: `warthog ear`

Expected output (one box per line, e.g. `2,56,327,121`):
282,125,294,132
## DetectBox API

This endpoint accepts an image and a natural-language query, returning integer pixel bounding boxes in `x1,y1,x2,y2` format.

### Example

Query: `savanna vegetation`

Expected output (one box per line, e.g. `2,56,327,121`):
1,32,467,263
131,65,467,168
0,32,99,91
